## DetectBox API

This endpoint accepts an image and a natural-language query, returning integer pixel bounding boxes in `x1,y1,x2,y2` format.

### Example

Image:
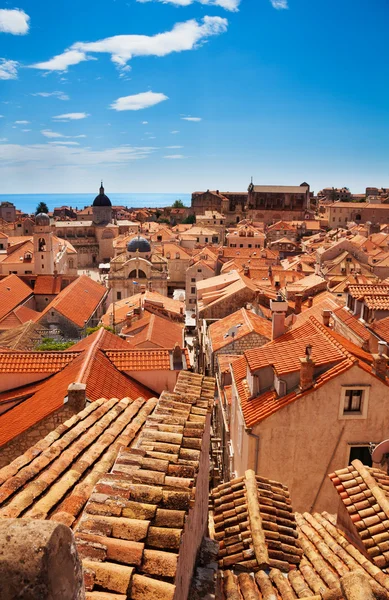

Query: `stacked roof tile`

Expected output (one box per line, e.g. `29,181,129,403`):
212,470,302,573
123,312,183,349
74,371,215,599
0,274,33,322
333,307,371,342
218,510,389,598
329,459,389,569
106,348,187,371
209,308,271,352
0,350,79,373
0,395,158,527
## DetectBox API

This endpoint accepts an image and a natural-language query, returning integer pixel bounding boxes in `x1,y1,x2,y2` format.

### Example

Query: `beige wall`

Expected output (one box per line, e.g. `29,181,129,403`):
121,369,179,394
230,363,389,514
0,371,50,393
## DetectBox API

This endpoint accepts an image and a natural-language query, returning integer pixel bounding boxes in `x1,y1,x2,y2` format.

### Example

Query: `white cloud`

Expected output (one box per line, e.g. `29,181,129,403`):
270,0,288,8
32,91,70,101
15,120,30,124
48,141,80,146
164,154,185,159
0,115,3,118
0,142,157,168
171,130,180,134
111,91,168,111
166,145,183,148
21,129,31,132
41,129,87,139
142,121,148,124
0,59,18,80
0,138,7,142
30,17,228,74
136,0,239,11
0,9,30,35
52,112,89,121
181,116,202,121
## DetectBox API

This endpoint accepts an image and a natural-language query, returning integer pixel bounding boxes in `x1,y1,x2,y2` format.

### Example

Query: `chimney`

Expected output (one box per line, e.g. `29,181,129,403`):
372,342,388,379
322,309,332,327
307,296,313,308
294,294,302,315
270,294,288,340
299,345,315,392
315,263,321,276
67,382,87,412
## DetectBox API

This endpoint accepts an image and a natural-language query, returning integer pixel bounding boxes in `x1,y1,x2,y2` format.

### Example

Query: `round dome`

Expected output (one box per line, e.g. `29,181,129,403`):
93,182,111,207
127,235,151,254
35,212,50,226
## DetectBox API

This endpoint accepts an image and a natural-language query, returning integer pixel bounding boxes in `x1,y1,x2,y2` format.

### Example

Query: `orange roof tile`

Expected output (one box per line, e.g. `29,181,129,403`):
333,307,371,342
0,275,33,321
123,313,183,349
0,351,79,373
209,308,271,352
33,275,64,295
39,275,107,328
0,304,40,330
370,315,389,343
216,354,240,373
106,349,172,371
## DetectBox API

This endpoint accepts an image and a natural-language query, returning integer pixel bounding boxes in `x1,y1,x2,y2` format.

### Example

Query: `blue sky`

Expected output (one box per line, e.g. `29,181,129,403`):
0,0,388,194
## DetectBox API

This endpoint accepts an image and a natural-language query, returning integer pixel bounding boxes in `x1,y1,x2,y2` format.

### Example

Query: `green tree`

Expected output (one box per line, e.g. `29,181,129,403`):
172,199,185,208
182,214,196,224
86,324,114,336
35,201,49,215
36,338,75,351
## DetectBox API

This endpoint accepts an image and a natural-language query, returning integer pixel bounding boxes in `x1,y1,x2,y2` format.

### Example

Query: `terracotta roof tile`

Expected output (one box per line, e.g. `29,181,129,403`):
209,308,271,352
0,351,79,373
370,315,389,344
333,307,371,342
0,274,33,321
122,313,183,349
329,460,389,569
34,275,64,295
106,349,172,371
39,275,107,328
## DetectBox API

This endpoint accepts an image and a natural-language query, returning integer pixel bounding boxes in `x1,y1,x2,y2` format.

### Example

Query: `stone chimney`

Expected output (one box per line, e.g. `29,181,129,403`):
67,383,87,412
299,345,315,392
270,294,288,340
307,296,313,308
372,341,388,379
322,309,332,327
294,294,302,315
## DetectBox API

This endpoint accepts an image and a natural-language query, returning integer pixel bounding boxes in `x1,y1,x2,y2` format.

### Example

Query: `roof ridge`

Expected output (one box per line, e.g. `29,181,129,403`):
240,308,253,333
308,316,357,363
77,327,106,384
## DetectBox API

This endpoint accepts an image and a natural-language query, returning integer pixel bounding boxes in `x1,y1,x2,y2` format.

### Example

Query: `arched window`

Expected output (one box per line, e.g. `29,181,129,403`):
355,214,361,221
69,259,74,269
129,269,147,279
38,238,46,251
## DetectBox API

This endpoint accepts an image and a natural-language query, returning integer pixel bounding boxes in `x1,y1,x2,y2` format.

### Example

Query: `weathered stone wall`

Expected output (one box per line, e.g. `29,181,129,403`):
199,288,256,321
212,332,270,374
0,404,76,468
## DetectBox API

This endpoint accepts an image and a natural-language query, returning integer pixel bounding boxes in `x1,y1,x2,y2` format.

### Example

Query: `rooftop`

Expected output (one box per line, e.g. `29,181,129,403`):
209,308,271,352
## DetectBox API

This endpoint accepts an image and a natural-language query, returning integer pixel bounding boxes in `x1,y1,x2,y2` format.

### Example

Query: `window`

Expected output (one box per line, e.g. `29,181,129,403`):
339,386,369,419
191,287,196,294
205,237,208,243
349,446,372,467
197,268,202,273
191,278,195,282
344,389,363,413
117,291,122,300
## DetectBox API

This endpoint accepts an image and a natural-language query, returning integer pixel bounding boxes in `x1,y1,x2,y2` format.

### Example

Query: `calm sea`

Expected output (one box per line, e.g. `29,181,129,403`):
0,193,191,214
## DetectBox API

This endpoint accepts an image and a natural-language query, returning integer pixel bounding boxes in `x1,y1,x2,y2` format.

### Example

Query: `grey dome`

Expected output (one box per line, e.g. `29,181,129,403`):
35,212,50,226
127,236,151,253
93,182,111,207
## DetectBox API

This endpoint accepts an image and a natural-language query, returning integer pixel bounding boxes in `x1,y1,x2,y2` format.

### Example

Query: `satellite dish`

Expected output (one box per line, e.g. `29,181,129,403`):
227,325,239,339
372,439,389,463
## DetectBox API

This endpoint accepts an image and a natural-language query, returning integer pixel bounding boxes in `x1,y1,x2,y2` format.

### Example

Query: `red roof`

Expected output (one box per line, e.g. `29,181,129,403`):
0,351,79,373
333,307,371,342
0,275,33,321
39,275,107,328
123,312,183,349
209,308,271,352
0,304,40,330
34,275,64,295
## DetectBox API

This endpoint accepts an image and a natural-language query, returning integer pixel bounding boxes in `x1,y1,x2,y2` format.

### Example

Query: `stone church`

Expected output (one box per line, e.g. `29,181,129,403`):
54,183,119,268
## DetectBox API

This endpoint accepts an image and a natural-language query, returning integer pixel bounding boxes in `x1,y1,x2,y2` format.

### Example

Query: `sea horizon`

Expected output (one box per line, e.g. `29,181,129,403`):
0,193,192,214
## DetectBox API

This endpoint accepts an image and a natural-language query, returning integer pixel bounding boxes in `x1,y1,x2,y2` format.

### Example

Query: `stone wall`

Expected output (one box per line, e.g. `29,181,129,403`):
0,404,76,468
212,332,270,374
199,288,257,321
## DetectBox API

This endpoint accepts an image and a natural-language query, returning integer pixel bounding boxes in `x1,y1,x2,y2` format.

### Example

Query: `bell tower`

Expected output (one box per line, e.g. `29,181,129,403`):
34,213,55,274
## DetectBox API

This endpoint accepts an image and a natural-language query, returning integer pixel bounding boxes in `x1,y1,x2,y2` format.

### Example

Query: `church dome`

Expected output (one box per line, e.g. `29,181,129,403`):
35,212,50,226
93,182,112,207
127,235,151,253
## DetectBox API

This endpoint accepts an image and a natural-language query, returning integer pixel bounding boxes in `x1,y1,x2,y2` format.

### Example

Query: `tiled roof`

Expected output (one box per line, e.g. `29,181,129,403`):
370,315,389,344
217,354,240,374
102,291,184,327
329,460,389,569
123,312,183,349
333,307,371,342
106,349,173,371
0,329,154,447
364,295,389,310
0,395,158,527
218,511,389,598
244,320,345,375
39,275,107,328
0,274,33,321
0,304,40,330
289,296,341,330
0,321,43,351
33,275,64,295
212,470,302,572
74,371,215,597
209,308,271,352
0,351,79,373
348,284,389,299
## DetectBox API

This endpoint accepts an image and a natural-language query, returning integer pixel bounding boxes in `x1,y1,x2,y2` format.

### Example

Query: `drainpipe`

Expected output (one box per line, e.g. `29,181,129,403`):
246,428,260,475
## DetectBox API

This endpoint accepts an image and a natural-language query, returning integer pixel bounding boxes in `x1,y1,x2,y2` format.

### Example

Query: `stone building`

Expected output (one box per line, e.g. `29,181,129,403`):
54,183,119,268
108,235,168,301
